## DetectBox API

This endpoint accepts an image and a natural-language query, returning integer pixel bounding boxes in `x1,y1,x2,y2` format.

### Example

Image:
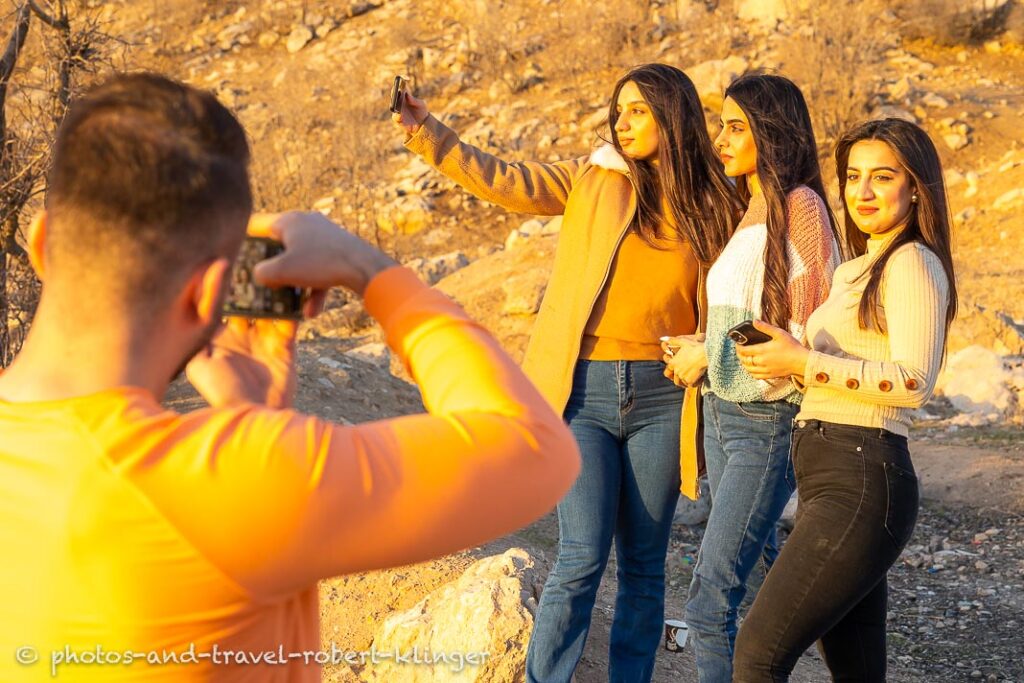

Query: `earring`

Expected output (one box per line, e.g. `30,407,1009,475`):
911,195,919,203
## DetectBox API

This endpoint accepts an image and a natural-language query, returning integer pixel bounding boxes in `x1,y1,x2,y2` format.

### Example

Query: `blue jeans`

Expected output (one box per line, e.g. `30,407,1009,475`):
526,360,683,683
685,393,798,683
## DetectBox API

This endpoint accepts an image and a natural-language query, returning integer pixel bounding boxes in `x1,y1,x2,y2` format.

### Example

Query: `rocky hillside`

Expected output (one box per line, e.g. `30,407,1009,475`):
91,0,1024,426
12,1,1024,681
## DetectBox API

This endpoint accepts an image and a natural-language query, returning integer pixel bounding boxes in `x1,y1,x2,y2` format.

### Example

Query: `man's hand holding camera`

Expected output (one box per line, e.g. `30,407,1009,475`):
187,212,398,409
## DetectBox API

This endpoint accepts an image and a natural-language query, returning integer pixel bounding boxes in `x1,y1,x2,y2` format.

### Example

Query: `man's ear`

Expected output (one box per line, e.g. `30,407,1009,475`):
27,211,47,278
189,258,232,326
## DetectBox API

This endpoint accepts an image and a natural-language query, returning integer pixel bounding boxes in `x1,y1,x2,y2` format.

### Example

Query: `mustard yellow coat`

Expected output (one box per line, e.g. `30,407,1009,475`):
406,114,706,499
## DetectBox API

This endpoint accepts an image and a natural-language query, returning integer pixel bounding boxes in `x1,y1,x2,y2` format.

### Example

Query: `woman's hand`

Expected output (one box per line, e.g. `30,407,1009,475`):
662,333,707,388
392,92,429,136
735,320,810,380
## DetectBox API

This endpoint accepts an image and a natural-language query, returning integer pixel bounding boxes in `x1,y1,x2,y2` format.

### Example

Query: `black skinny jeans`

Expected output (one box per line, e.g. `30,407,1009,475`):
733,420,919,682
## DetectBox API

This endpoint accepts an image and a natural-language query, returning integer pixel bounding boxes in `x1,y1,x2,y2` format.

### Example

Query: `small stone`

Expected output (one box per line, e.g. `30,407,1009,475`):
954,207,976,224
307,193,334,213
942,132,969,151
286,25,314,53
344,342,390,369
315,21,335,39
922,92,949,108
502,274,547,316
257,30,279,49
993,188,1024,210
402,251,470,286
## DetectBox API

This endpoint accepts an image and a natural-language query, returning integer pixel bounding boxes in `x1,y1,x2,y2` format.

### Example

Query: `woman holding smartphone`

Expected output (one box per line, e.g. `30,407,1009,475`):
393,63,741,682
730,118,956,682
662,73,839,683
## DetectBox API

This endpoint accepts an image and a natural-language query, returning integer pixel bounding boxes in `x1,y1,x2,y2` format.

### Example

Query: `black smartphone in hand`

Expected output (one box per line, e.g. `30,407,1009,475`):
727,321,772,346
223,237,304,320
389,75,407,114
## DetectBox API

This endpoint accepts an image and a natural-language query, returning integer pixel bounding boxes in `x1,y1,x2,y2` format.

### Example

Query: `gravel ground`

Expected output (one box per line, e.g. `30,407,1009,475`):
662,502,1024,682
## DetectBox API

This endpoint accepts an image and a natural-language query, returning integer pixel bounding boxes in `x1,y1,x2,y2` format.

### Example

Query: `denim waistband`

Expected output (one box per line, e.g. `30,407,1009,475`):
794,419,904,443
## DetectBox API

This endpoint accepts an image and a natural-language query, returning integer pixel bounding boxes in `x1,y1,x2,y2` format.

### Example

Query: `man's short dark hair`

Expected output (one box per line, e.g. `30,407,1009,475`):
45,72,252,315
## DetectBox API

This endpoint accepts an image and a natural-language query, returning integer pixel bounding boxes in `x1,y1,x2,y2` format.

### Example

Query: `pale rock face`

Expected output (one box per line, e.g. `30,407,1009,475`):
403,252,470,286
937,346,1023,424
993,188,1024,211
344,342,390,369
685,56,749,110
377,195,434,235
734,0,810,29
285,25,313,53
502,274,546,316
366,549,541,683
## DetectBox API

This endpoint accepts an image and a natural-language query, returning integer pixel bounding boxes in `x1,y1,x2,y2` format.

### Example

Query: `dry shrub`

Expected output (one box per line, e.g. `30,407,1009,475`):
248,63,392,248
0,0,118,366
902,0,1016,45
441,0,653,103
775,1,882,166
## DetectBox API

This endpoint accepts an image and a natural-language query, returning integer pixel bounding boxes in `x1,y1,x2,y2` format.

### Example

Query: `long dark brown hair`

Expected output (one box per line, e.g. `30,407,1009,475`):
607,63,743,266
835,118,958,343
723,74,838,329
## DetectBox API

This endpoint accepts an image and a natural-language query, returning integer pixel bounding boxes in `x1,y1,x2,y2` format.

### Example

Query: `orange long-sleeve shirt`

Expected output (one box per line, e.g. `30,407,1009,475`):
0,266,580,682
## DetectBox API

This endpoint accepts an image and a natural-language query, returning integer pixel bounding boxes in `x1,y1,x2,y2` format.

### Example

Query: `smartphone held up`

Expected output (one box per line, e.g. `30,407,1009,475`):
389,75,408,114
223,237,305,320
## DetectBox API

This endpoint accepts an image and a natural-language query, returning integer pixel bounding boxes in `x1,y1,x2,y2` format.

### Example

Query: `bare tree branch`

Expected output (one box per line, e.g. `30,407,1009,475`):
0,3,32,85
27,0,67,31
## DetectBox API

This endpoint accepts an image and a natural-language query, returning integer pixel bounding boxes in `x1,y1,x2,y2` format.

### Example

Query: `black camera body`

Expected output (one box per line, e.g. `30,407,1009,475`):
223,237,304,319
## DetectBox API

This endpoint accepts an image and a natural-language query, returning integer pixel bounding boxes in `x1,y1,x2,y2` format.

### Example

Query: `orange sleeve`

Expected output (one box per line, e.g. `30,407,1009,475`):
135,267,580,598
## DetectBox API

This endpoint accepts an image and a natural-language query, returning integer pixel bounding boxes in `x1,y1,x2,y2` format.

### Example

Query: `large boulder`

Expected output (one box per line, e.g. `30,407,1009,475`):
436,234,557,363
376,195,434,235
949,304,1024,356
366,549,542,682
685,57,749,111
937,346,1024,425
403,251,471,286
674,476,711,525
734,0,810,29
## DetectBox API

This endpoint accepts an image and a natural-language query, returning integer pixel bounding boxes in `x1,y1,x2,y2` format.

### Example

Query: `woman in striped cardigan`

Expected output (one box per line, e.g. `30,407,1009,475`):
663,73,840,683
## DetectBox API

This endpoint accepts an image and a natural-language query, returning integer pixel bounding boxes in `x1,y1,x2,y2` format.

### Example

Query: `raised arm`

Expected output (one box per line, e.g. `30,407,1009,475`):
164,213,580,597
398,93,584,215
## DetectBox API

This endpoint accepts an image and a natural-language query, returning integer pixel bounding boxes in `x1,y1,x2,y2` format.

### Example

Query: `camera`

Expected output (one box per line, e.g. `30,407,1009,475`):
223,237,304,319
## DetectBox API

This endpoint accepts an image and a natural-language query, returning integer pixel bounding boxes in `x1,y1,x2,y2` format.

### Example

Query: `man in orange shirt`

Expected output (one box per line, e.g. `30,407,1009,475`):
0,73,579,681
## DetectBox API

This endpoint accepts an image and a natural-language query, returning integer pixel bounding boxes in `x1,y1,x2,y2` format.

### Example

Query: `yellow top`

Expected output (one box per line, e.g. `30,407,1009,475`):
0,266,579,682
580,228,699,360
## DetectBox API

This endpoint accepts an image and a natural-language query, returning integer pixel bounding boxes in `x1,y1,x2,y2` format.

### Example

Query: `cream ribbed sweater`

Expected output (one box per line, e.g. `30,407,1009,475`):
797,234,951,436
